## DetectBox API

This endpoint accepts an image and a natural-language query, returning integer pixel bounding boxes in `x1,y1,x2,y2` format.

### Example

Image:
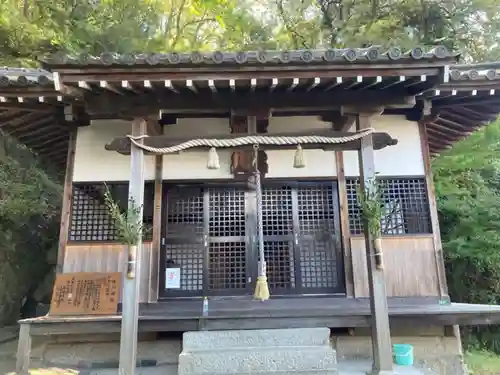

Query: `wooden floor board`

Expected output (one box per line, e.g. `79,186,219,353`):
21,297,500,334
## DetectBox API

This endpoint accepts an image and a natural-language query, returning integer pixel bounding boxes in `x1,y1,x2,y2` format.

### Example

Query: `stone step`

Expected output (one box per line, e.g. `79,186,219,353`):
178,371,337,375
178,346,338,375
182,327,331,351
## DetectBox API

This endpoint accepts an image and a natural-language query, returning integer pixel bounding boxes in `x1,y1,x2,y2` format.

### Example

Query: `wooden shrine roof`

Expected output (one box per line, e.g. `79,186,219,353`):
423,62,500,154
0,48,499,166
0,68,70,167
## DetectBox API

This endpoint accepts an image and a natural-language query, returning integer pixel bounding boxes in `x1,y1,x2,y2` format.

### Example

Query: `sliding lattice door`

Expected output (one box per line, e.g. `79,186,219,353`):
160,181,344,298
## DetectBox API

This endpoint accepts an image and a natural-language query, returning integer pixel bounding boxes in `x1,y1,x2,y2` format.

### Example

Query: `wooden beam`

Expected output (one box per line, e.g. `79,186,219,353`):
419,122,449,299
425,126,462,142
321,111,356,131
439,110,482,126
55,130,76,273
119,118,147,375
356,113,393,373
427,122,469,138
121,80,139,94
453,106,489,120
425,128,456,145
53,72,83,98
149,155,163,302
86,90,417,117
9,117,54,136
0,102,57,112
30,141,69,159
427,121,475,135
57,65,442,83
17,125,63,141
436,95,500,108
146,118,162,136
335,151,354,297
100,80,124,95
0,112,47,129
25,133,69,149
104,130,399,155
468,103,500,115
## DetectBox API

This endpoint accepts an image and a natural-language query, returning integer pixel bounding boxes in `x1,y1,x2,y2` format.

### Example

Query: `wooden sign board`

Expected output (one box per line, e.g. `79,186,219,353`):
49,272,121,316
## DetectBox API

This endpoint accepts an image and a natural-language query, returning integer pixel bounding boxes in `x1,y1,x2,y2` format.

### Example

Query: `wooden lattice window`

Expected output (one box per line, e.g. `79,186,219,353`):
346,177,431,235
69,182,154,242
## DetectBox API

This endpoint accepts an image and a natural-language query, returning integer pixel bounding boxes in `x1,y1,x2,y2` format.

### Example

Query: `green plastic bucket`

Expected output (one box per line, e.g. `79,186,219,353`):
393,343,414,366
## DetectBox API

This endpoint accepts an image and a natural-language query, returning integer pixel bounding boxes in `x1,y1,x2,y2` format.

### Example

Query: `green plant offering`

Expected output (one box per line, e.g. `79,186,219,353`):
103,185,147,246
356,177,385,268
103,185,149,279
356,177,385,237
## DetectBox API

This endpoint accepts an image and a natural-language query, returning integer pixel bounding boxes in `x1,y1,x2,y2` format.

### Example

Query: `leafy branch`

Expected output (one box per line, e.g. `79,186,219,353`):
356,177,385,238
103,185,148,246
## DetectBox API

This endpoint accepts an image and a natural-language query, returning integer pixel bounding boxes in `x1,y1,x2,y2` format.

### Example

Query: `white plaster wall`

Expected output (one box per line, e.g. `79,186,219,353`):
72,115,423,182
162,118,232,180
343,115,424,177
162,116,338,180
73,120,155,182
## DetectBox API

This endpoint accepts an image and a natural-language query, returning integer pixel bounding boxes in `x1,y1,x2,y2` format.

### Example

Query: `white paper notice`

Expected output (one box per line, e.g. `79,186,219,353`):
165,268,181,289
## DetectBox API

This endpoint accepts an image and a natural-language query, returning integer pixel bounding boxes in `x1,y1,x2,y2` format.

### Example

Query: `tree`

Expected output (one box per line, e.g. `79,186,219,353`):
434,121,500,352
273,0,500,61
0,133,62,324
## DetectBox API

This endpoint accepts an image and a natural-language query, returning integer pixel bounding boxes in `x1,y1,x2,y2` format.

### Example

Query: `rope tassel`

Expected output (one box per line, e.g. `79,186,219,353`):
252,144,270,302
207,147,220,169
293,144,306,168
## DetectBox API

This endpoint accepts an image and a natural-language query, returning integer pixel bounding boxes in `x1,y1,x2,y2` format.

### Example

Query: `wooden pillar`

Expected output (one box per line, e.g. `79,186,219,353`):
335,151,354,297
357,113,393,374
149,154,163,302
16,323,32,374
418,122,449,299
56,129,77,274
119,118,146,375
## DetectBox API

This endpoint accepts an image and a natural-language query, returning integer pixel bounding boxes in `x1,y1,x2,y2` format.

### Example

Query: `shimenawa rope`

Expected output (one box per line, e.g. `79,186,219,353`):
125,128,375,154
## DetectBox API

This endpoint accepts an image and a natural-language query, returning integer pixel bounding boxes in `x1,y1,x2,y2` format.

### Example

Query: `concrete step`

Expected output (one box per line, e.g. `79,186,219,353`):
182,327,331,351
178,346,338,375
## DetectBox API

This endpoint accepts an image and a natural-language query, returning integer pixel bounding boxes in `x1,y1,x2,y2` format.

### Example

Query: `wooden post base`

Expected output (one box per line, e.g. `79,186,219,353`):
16,323,32,374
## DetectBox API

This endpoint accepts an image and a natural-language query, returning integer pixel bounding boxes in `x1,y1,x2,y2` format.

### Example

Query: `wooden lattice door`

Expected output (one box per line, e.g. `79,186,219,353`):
160,182,345,298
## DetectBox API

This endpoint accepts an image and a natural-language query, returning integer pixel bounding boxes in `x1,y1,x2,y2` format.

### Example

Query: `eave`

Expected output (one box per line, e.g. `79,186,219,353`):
0,68,72,168
423,64,500,155
6,48,500,163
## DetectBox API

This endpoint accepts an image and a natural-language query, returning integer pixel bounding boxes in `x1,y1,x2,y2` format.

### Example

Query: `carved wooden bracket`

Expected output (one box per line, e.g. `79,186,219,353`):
230,114,269,179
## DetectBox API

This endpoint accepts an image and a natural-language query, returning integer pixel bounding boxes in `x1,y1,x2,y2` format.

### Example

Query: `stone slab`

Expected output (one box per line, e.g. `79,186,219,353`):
79,364,177,375
183,327,331,351
178,346,337,375
42,339,181,367
337,360,437,375
178,372,337,375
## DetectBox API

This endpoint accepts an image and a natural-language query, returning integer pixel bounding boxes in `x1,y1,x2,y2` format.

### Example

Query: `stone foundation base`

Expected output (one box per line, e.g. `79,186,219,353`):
332,327,468,375
31,334,181,369
27,326,468,375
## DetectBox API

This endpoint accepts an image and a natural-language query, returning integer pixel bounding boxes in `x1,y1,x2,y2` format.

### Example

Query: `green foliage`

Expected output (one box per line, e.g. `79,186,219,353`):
434,120,500,352
356,178,384,238
2,0,500,67
103,186,149,245
0,133,62,324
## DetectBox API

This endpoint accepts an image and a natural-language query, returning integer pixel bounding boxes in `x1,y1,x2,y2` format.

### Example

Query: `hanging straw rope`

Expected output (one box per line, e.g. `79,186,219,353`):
251,144,270,301
122,127,377,301
125,128,375,154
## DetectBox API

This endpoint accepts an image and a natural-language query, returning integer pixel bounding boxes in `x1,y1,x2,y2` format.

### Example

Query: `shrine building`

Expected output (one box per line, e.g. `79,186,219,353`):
3,47,500,375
